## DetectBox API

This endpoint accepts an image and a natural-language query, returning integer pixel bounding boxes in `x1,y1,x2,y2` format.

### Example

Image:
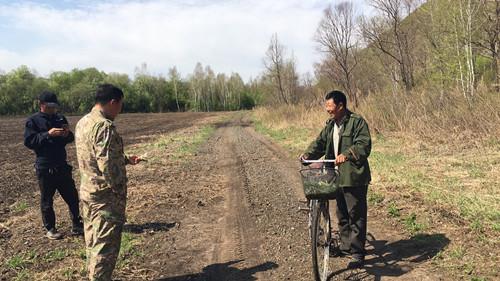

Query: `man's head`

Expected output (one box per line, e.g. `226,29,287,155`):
95,84,124,120
325,90,347,120
39,91,60,115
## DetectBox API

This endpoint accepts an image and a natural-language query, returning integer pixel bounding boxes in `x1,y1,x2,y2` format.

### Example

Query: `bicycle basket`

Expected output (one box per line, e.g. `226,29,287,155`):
300,167,340,200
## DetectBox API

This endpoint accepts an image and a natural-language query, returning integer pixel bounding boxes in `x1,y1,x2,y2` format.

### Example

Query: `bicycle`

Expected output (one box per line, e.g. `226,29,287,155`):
299,159,342,281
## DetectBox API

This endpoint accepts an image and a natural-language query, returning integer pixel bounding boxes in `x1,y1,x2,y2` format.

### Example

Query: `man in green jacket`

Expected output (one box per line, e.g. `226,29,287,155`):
301,90,371,269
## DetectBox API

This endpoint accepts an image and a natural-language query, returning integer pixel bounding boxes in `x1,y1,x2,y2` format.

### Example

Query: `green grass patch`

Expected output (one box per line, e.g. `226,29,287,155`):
387,202,400,217
492,222,500,232
367,190,385,205
75,247,86,260
130,124,216,163
370,150,406,167
371,139,499,232
13,269,30,281
253,119,313,155
177,125,215,157
43,249,67,262
6,251,37,270
469,219,484,233
12,201,29,212
402,213,426,235
117,233,142,269
464,163,486,179
62,268,76,280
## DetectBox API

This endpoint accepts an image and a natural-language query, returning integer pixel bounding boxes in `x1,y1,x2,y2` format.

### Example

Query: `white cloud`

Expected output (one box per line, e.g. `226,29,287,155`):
0,0,371,80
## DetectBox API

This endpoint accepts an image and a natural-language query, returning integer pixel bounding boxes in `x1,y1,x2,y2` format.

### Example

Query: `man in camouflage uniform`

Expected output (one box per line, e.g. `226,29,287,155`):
75,84,141,280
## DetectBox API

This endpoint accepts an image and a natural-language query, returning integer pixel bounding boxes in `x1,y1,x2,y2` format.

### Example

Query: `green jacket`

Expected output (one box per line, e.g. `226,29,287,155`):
304,110,372,187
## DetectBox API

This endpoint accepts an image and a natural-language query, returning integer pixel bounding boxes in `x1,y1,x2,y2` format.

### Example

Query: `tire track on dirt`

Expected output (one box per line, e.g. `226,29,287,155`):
205,118,312,280
207,121,265,280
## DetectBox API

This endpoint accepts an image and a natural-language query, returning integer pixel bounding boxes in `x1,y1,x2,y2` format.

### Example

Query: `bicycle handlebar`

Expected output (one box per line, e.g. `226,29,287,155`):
300,159,336,164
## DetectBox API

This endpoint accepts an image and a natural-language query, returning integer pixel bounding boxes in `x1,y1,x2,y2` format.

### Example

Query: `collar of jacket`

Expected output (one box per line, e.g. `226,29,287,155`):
38,111,55,118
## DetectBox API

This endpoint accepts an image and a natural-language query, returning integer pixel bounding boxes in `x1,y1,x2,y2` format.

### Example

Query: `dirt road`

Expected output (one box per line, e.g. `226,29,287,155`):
124,115,450,281
0,112,451,280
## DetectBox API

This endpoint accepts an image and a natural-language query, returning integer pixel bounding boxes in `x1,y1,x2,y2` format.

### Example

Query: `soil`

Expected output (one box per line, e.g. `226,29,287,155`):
0,112,453,280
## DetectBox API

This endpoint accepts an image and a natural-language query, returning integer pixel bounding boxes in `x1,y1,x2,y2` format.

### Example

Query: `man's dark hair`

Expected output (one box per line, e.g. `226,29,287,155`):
325,90,347,107
95,84,124,105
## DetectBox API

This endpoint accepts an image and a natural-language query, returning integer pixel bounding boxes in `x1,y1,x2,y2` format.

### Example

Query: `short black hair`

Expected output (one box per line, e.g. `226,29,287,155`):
95,84,124,105
325,90,347,107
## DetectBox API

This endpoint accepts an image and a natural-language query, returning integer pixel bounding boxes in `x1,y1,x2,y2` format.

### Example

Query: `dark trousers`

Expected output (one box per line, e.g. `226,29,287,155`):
335,185,368,259
36,164,81,231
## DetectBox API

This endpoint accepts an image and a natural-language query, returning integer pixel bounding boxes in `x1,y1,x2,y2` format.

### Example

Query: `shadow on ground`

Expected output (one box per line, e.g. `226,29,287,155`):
123,222,176,234
329,233,450,281
156,260,279,281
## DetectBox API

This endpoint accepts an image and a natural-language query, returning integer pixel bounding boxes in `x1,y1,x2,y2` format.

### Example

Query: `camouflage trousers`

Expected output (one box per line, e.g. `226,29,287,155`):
82,197,126,281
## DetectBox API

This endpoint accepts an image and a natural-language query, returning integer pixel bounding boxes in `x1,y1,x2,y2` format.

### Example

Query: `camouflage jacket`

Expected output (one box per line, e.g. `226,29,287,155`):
75,108,129,202
304,110,372,187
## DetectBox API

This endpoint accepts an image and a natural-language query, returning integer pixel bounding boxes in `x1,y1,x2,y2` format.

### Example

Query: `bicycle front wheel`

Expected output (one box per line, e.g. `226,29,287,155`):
311,200,331,281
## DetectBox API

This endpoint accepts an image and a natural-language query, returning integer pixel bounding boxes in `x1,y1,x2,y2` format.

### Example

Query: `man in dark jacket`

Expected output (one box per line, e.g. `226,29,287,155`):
24,91,83,240
302,90,371,269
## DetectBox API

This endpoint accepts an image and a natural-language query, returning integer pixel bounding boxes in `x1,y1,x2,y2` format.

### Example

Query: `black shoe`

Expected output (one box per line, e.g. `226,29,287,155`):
347,256,364,269
71,222,84,236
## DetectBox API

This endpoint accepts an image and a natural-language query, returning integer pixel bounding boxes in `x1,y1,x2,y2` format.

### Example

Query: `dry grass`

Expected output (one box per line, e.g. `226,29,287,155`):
255,88,500,147
357,88,500,148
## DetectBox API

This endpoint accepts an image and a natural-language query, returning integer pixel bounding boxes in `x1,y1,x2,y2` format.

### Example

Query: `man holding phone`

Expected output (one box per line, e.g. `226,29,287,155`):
24,91,83,240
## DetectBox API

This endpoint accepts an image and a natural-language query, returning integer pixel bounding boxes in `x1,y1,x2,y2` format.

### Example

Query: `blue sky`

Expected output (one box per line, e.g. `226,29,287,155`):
0,0,373,80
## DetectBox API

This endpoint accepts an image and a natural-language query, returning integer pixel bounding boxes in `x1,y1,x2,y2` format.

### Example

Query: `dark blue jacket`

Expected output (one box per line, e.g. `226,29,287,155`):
24,112,74,169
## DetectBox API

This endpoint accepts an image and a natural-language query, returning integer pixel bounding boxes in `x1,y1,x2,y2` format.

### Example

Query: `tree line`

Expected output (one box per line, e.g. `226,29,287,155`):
0,63,259,115
261,0,500,108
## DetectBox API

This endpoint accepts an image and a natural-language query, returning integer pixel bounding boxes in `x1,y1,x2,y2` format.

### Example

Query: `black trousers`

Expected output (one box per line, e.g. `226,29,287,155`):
36,164,81,231
335,185,368,259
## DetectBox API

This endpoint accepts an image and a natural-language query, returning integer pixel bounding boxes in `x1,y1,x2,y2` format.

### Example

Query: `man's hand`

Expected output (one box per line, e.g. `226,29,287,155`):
299,153,310,161
128,155,142,165
48,128,65,137
299,154,310,165
335,154,347,165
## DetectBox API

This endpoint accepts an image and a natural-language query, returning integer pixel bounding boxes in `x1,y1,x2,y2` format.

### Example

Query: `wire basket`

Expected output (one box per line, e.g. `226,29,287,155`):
300,167,340,199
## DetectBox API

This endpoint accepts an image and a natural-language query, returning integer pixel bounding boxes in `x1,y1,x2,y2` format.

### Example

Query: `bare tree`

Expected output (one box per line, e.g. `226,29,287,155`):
315,2,360,107
264,33,294,104
360,0,420,92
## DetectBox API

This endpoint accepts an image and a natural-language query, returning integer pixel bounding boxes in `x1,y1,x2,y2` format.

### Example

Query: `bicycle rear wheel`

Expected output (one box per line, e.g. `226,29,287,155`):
311,200,331,281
